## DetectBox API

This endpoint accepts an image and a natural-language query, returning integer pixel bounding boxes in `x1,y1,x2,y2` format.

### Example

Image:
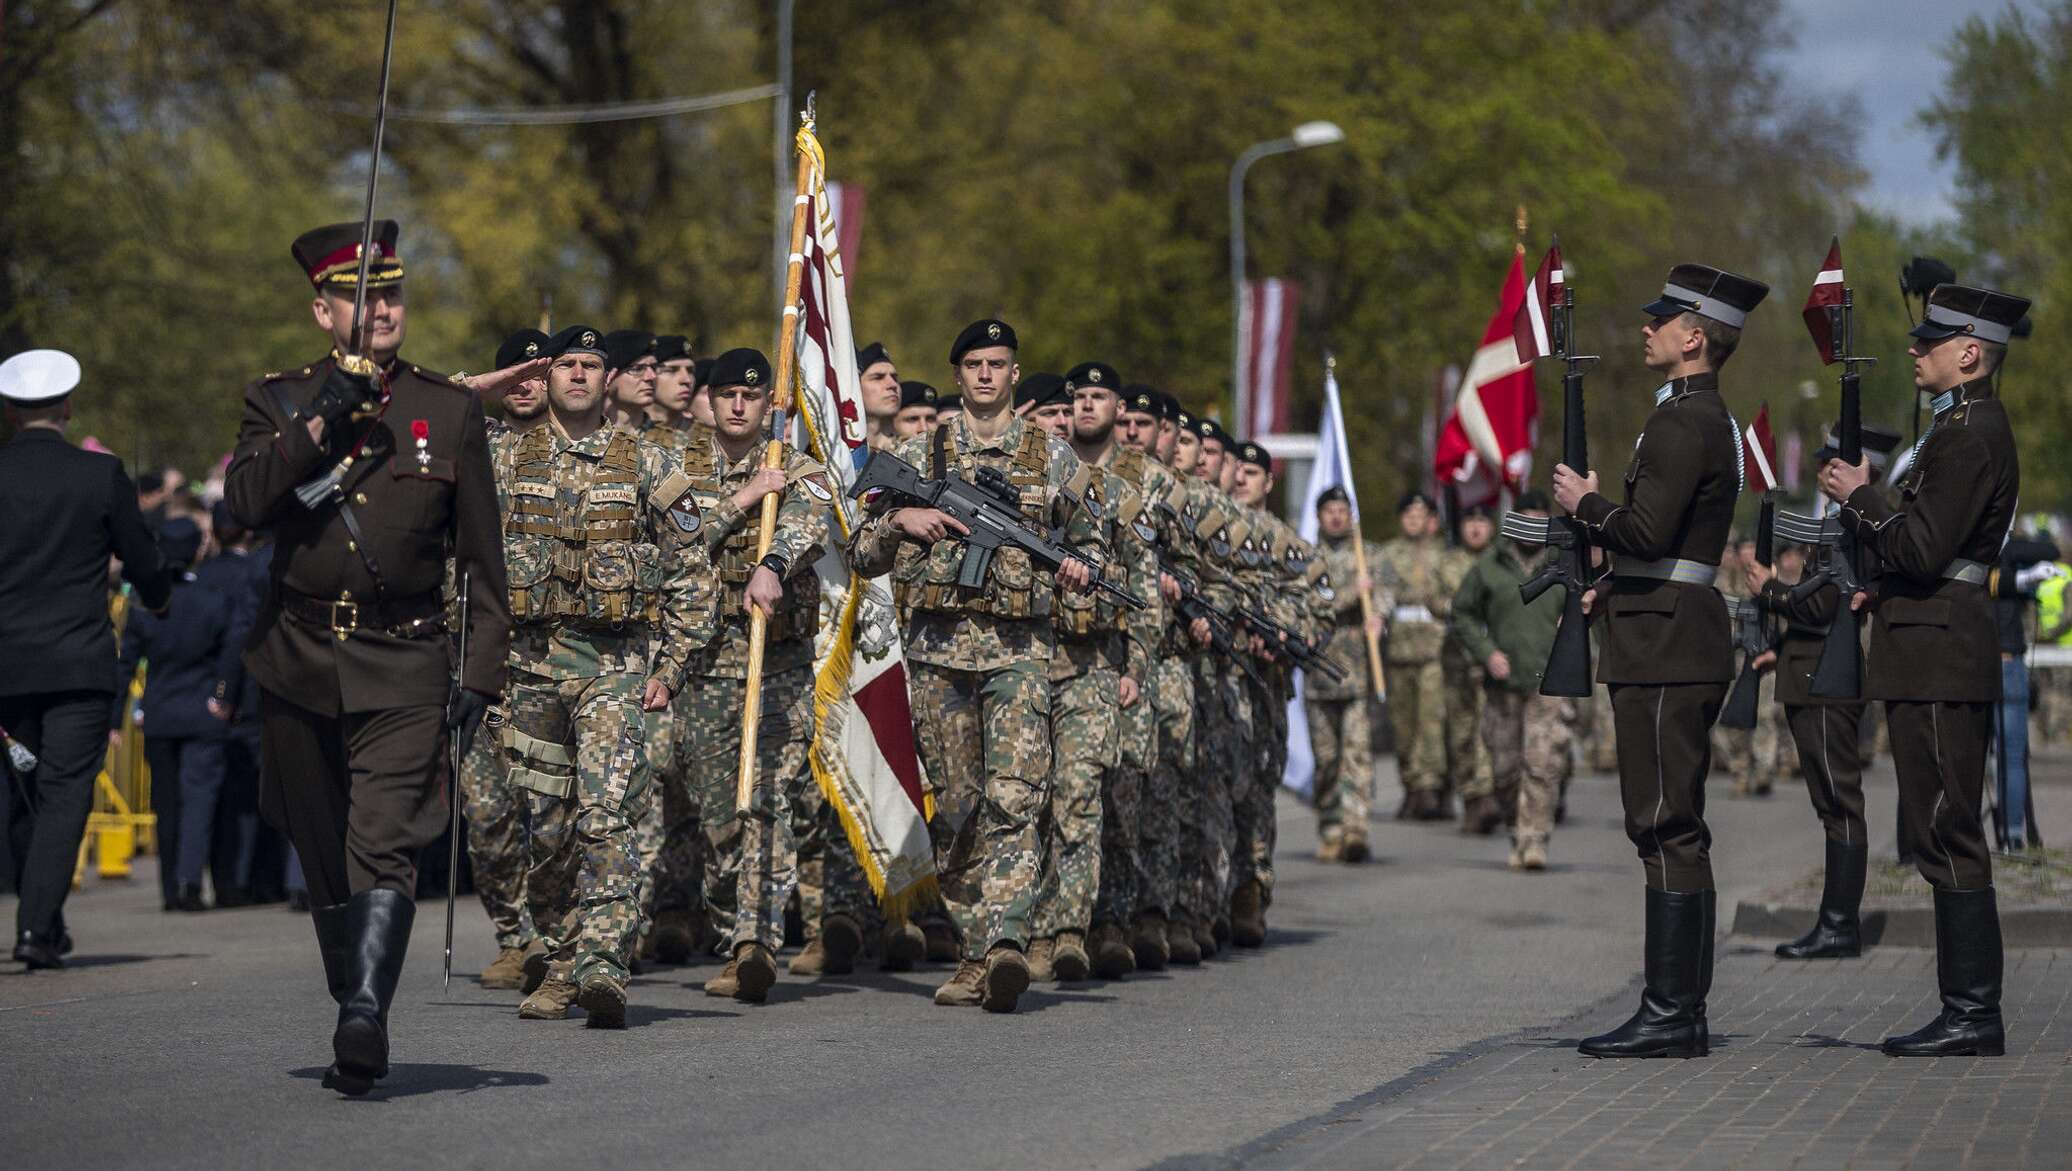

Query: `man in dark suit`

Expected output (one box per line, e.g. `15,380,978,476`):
116,517,236,912
197,500,278,906
224,220,511,1095
0,348,173,969
1553,263,1768,1059
1820,283,2029,1057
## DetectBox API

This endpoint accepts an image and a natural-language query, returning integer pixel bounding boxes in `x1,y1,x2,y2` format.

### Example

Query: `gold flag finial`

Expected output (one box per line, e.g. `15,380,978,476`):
802,90,816,131
1515,203,1529,254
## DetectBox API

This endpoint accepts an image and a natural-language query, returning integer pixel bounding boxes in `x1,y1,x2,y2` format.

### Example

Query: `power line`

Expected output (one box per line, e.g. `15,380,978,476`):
326,83,781,127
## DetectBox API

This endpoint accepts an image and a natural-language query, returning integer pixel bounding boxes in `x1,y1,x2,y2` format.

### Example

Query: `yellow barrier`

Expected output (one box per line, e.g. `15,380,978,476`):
73,589,157,886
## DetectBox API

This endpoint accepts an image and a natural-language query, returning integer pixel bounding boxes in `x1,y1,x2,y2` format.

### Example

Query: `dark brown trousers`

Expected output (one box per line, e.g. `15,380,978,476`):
1784,703,1868,850
257,689,448,907
1610,682,1726,892
1885,699,1994,891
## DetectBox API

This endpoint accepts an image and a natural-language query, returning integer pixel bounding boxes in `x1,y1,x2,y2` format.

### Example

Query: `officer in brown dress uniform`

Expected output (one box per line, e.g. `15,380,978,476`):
1745,424,1901,961
224,220,511,1095
1553,262,1767,1059
1820,284,2028,1057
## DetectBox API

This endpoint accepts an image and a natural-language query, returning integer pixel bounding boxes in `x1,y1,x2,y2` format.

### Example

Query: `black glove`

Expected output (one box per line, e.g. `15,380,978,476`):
309,364,378,430
447,687,492,761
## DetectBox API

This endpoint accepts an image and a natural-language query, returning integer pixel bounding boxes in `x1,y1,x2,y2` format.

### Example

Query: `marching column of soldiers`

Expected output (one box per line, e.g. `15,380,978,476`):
0,216,2037,1095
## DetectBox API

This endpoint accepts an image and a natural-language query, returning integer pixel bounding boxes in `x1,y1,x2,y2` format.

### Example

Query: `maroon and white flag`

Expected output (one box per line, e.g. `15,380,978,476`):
1511,243,1564,361
1803,238,1845,365
824,181,866,279
1241,278,1300,436
1742,403,1778,494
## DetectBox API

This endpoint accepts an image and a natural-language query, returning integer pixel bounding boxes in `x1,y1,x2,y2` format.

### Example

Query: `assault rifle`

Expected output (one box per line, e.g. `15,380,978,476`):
1785,271,1876,699
852,451,1146,610
1231,604,1348,682
1718,498,1777,730
1153,549,1265,689
1517,251,1599,697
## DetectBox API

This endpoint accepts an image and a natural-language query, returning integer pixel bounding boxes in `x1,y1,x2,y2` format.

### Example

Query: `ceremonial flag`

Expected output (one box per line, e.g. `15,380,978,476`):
1433,251,1540,506
1742,403,1778,494
824,181,866,279
1241,278,1300,436
790,126,935,913
1511,243,1564,361
1283,359,1361,797
1804,238,1845,365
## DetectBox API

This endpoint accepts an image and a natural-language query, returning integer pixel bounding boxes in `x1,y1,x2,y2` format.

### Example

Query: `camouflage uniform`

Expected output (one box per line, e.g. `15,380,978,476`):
672,424,833,956
461,418,535,952
494,422,713,989
1304,533,1379,847
1371,533,1450,800
1439,546,1494,803
1135,461,1202,929
1173,477,1249,925
1232,506,1324,899
849,415,1094,961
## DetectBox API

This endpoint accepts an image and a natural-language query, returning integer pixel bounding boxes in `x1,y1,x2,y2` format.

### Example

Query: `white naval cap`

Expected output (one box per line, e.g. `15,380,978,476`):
0,349,82,405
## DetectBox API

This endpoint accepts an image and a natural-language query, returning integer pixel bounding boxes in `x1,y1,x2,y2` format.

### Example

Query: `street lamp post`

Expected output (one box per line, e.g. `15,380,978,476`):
1229,120,1345,428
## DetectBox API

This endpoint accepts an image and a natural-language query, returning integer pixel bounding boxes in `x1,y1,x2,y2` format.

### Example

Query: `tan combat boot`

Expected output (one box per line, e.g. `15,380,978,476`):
933,959,985,1006
879,921,927,972
577,971,627,1029
1341,829,1371,864
1461,794,1504,835
820,913,863,975
921,920,960,963
651,908,695,965
1519,838,1548,871
1130,913,1170,971
1317,827,1344,863
789,939,830,976
518,976,578,1020
1052,931,1091,982
981,946,1031,1013
519,940,550,995
733,942,778,1003
1025,936,1058,982
1230,881,1266,948
1089,922,1135,980
479,945,530,990
1166,915,1202,966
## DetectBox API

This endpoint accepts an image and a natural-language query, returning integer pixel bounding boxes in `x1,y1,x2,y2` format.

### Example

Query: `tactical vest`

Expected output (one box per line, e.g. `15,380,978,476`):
1054,463,1137,640
896,423,1055,619
681,431,822,645
503,426,664,626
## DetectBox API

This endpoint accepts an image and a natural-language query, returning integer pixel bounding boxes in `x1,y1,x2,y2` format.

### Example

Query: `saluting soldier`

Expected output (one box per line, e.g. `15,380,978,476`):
1744,425,1899,961
224,221,511,1094
849,319,1098,1013
1818,284,2028,1057
1553,262,1766,1059
492,324,713,1029
1,349,172,968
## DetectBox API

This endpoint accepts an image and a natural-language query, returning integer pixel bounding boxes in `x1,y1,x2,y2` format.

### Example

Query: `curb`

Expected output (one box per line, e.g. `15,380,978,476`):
1731,900,2072,948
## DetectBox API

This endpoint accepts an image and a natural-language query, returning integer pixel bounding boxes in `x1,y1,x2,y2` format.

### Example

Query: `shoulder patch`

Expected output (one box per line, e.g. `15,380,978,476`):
654,468,696,507
667,490,703,535
797,472,834,502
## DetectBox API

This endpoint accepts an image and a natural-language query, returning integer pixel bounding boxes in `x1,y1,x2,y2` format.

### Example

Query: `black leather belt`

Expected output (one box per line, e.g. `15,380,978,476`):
281,588,445,640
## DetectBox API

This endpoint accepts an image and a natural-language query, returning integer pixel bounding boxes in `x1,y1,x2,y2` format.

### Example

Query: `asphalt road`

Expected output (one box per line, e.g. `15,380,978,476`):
0,755,1941,1170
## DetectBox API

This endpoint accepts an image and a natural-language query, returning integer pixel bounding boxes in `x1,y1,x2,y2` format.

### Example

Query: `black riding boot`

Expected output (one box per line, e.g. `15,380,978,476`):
323,889,416,1095
1579,888,1708,1059
311,902,353,1004
1776,839,1865,959
1883,886,2004,1057
1694,890,1715,1047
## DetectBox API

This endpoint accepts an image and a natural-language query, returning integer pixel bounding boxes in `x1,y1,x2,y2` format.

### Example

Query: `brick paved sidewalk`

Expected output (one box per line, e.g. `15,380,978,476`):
1236,944,2071,1170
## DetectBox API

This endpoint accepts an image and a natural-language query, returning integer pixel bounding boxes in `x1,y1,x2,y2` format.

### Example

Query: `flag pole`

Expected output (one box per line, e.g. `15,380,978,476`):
1330,352,1388,703
736,96,817,814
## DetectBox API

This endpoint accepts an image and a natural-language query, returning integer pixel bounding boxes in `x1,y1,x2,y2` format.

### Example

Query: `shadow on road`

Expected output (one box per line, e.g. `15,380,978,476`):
289,1063,549,1098
5,952,191,972
1795,1032,1883,1052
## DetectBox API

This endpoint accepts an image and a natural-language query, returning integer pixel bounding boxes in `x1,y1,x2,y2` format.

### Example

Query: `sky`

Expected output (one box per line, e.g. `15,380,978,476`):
1773,0,2050,225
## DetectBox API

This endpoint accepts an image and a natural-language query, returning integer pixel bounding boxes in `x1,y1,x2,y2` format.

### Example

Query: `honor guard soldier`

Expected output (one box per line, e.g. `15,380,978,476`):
849,319,1099,1012
669,348,845,1001
493,324,714,1027
1818,284,2029,1057
224,221,511,1093
1745,424,1900,961
0,349,173,968
1554,262,1767,1059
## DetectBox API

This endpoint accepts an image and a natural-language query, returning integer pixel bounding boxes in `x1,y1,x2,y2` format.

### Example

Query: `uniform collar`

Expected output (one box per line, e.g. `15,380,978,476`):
557,422,621,457
953,412,1024,454
1652,369,1719,406
1935,376,1995,421
10,427,66,444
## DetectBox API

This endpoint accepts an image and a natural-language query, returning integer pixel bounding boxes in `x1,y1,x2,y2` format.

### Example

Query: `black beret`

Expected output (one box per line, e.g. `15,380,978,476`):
935,393,963,414
292,220,402,291
158,517,203,569
899,380,939,409
495,328,549,371
692,356,715,387
708,347,773,390
1121,384,1161,417
1174,405,1196,431
1462,502,1496,521
1064,361,1120,394
653,334,692,364
1015,371,1069,411
857,341,893,372
1514,488,1552,512
950,318,1018,364
1316,486,1349,509
1642,264,1769,329
1235,440,1272,471
1396,490,1438,513
1153,391,1181,422
1203,419,1234,448
546,324,607,358
602,329,656,370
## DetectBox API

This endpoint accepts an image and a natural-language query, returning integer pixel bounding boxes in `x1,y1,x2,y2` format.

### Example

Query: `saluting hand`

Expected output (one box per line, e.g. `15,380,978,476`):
731,467,790,512
461,356,553,400
1550,463,1597,515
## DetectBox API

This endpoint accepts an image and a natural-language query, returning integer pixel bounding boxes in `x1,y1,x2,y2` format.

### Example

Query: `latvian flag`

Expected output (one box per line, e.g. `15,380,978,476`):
1803,238,1845,365
1512,243,1565,361
1742,403,1778,494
